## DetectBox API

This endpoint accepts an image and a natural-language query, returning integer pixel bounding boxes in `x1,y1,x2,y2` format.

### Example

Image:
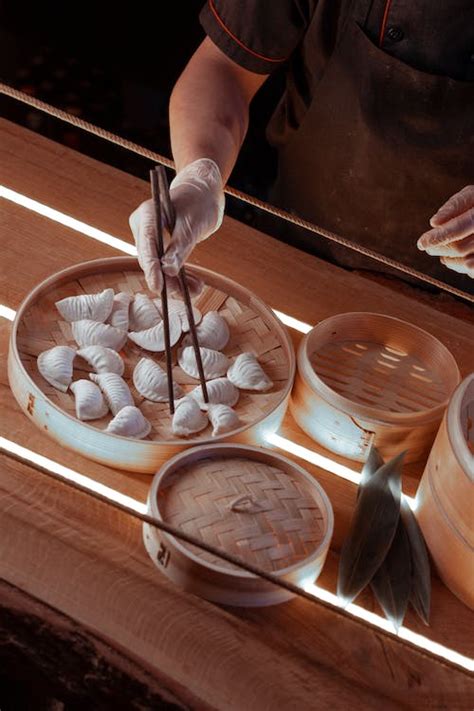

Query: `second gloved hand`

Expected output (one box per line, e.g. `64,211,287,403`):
129,158,225,293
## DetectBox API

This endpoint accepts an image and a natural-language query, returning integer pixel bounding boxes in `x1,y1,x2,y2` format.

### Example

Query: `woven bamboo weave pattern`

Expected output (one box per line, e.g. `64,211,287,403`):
311,340,449,415
17,270,290,441
159,457,325,572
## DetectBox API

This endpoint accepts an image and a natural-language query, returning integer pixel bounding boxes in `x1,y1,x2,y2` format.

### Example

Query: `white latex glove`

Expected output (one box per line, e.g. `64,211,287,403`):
129,158,225,293
417,185,474,278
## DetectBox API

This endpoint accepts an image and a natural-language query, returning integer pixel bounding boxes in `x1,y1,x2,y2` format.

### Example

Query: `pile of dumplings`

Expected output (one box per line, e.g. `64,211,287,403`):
37,287,273,440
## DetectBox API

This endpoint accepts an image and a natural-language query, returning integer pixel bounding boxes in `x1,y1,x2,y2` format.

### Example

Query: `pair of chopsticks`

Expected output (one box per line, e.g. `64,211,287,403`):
150,166,208,414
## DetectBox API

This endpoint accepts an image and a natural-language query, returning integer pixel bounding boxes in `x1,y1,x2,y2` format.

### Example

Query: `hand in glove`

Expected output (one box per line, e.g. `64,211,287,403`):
129,158,225,294
417,185,474,278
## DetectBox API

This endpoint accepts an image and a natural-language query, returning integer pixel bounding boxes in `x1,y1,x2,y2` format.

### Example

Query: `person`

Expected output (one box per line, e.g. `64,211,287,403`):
129,1,474,294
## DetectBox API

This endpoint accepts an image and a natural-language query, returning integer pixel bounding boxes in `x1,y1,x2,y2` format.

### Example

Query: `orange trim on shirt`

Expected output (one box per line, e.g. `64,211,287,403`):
379,0,394,45
208,0,288,63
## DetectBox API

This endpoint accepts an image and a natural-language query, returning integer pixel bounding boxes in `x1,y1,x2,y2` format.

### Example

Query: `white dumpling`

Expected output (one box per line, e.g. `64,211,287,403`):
189,377,239,410
227,353,273,391
55,288,114,323
37,345,76,392
178,346,230,380
183,311,229,351
161,298,202,332
105,405,151,439
89,372,134,415
128,314,181,352
172,397,208,437
107,292,132,331
129,293,162,330
133,357,183,402
208,403,241,437
72,320,127,350
70,379,108,421
77,346,124,376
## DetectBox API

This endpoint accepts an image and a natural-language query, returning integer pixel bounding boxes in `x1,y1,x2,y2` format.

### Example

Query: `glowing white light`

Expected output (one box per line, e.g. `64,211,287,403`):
0,185,137,256
272,309,312,334
0,304,16,321
303,582,474,672
267,432,416,508
0,437,147,515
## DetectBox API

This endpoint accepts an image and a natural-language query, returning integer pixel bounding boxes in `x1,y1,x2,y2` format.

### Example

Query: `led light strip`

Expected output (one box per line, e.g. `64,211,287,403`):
0,436,472,673
0,185,137,255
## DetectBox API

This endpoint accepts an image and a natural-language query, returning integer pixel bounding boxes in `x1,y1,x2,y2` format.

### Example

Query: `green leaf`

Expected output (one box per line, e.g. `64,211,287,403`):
337,451,405,607
401,497,431,625
371,518,412,631
358,446,385,496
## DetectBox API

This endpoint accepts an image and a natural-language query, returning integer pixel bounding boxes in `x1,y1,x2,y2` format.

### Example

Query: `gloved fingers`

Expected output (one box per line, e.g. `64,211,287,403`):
430,185,474,227
161,213,196,277
417,207,474,250
439,255,474,278
420,234,474,257
129,199,163,293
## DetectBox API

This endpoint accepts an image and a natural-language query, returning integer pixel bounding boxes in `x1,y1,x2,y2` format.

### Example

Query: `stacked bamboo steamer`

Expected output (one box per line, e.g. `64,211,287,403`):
415,374,474,609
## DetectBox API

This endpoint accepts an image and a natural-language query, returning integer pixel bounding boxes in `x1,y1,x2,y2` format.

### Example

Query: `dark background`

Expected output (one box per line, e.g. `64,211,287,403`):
0,0,283,224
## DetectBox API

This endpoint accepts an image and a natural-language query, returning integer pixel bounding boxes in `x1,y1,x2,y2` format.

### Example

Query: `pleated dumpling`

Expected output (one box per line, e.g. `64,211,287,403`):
208,403,240,437
70,379,108,421
182,311,229,351
55,288,114,323
133,357,183,402
37,345,76,392
72,319,127,350
105,405,151,439
107,292,132,331
77,345,124,376
89,372,134,415
129,293,162,331
189,377,239,410
227,353,273,391
172,397,208,437
128,314,181,352
164,298,202,332
178,346,230,380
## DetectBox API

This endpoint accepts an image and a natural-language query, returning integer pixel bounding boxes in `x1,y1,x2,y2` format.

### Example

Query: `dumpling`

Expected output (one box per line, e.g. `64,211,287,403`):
133,357,183,402
129,293,161,331
107,292,132,331
162,298,202,332
189,377,239,410
178,346,230,380
208,403,240,437
182,311,229,350
77,345,124,376
55,288,114,323
172,397,208,437
37,345,76,392
70,379,108,420
128,314,181,352
227,353,273,391
89,372,134,415
72,320,127,350
105,405,151,439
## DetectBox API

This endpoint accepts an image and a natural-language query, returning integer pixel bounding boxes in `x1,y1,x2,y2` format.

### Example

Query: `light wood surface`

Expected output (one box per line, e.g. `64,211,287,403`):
1,118,473,708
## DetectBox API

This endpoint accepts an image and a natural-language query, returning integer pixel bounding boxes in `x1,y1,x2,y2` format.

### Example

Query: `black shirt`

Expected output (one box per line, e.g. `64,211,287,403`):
200,0,474,146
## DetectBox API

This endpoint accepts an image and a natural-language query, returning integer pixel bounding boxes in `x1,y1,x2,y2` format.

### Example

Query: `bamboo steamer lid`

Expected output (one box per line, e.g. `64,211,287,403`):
143,444,334,607
290,312,460,463
415,374,474,609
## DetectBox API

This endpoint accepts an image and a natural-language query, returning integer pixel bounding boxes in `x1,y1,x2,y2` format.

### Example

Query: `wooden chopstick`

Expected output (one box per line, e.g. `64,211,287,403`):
156,166,209,405
150,169,175,414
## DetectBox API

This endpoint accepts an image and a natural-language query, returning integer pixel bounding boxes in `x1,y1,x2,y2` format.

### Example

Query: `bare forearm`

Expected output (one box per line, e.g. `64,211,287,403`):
170,39,267,182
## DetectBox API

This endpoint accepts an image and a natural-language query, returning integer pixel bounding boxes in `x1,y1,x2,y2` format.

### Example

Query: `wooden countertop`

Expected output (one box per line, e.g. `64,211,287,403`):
0,118,473,709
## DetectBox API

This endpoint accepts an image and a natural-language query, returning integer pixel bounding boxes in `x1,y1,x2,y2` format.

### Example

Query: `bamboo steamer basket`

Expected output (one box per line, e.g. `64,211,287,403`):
290,312,460,463
8,257,295,473
415,374,474,609
143,443,334,606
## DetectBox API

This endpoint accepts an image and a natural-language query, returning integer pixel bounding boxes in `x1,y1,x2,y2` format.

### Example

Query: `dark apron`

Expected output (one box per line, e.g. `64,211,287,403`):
270,1,474,293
